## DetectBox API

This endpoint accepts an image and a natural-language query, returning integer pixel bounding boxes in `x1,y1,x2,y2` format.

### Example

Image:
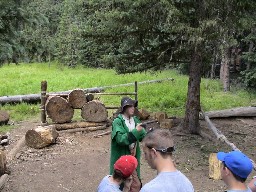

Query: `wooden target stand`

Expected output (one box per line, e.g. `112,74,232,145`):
40,81,138,125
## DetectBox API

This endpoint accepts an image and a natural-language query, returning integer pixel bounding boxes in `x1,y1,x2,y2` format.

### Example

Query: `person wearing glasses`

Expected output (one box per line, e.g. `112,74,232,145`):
217,151,253,192
141,128,194,192
110,97,146,191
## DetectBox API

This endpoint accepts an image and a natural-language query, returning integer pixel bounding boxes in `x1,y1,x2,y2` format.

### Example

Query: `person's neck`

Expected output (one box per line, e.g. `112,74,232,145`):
109,176,122,186
122,113,131,119
156,157,177,173
226,178,248,191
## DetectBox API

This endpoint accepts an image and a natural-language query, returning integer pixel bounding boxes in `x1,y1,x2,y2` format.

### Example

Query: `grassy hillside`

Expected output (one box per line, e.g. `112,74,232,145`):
0,62,255,127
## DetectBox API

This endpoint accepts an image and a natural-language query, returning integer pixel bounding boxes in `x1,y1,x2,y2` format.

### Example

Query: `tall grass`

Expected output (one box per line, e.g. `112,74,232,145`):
0,62,255,129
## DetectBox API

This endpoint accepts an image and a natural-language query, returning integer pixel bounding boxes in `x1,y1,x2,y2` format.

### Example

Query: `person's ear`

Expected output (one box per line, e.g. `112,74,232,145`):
223,166,231,176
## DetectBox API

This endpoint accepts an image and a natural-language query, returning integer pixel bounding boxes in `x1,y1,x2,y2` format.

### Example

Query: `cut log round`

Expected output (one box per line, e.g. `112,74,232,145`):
0,150,6,176
81,100,108,122
0,111,9,126
68,89,87,109
137,108,150,120
46,96,74,123
25,126,59,149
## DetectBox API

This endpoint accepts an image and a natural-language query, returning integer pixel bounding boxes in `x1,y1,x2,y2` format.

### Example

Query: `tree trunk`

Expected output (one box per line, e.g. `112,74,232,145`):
25,126,59,149
183,50,202,134
247,41,254,70
68,89,87,109
46,96,74,123
81,100,108,122
220,49,230,92
0,111,9,126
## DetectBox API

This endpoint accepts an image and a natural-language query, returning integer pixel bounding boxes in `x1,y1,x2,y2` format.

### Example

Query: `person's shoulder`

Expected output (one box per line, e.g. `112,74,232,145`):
140,177,160,191
113,115,123,124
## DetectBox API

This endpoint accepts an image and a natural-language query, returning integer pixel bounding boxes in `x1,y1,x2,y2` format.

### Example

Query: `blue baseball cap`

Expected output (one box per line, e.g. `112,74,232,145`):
217,151,253,179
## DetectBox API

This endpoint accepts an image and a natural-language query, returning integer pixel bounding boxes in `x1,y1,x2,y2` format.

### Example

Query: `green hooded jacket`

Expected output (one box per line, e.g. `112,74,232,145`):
110,114,146,178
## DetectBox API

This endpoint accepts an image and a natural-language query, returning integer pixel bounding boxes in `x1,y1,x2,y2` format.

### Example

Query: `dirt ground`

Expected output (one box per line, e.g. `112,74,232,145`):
1,117,256,192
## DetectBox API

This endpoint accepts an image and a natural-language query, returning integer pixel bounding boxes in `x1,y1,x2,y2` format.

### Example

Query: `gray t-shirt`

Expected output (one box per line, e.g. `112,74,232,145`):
97,175,121,192
140,171,194,192
226,188,252,192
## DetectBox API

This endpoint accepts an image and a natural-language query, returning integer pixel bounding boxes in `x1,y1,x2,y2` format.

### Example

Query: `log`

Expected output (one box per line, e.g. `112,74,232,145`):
0,111,9,126
0,88,103,105
0,78,174,105
0,150,6,176
53,121,106,131
7,136,25,161
209,153,222,180
137,109,150,120
204,107,256,119
81,100,108,122
59,125,107,134
160,119,174,129
154,112,168,122
46,96,74,123
68,89,87,109
202,111,256,171
25,126,59,149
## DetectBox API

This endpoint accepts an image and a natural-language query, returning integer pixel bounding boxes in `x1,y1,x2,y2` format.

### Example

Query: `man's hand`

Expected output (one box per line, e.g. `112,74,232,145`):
123,175,133,192
136,123,144,132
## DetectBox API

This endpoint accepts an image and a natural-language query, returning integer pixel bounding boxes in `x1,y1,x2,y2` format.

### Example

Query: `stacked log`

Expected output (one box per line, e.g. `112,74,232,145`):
68,89,87,109
81,100,108,122
45,96,74,123
25,126,59,149
0,111,9,126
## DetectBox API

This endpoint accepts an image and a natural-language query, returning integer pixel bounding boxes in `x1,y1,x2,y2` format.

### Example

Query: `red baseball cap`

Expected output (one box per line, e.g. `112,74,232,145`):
114,155,138,178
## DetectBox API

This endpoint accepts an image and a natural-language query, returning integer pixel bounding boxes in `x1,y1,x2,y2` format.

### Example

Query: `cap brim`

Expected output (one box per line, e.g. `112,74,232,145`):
217,152,226,161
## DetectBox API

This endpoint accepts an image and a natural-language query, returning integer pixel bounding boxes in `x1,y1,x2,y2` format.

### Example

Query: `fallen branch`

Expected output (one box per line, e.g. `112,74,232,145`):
93,130,111,138
201,111,256,171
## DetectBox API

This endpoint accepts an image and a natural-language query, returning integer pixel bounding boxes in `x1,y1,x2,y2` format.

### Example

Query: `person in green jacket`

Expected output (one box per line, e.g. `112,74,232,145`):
110,97,146,191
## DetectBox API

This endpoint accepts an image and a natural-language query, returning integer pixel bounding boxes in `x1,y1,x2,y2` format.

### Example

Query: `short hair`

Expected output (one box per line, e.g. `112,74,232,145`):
143,129,174,157
112,169,126,180
223,162,247,183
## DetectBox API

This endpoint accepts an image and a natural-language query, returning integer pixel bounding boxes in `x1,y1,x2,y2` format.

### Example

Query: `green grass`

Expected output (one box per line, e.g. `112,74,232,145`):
0,62,255,132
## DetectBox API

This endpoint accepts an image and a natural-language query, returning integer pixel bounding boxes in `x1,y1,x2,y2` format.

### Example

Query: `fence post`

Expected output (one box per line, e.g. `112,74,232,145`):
135,81,138,107
41,81,47,124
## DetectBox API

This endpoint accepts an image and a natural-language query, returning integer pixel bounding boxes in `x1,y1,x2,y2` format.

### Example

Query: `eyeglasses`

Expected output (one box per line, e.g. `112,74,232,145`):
147,146,175,153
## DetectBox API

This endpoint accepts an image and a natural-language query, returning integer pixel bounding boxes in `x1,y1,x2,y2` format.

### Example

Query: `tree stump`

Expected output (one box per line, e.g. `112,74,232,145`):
46,96,74,123
209,153,222,180
25,126,59,149
81,100,108,122
0,111,9,126
68,89,87,109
